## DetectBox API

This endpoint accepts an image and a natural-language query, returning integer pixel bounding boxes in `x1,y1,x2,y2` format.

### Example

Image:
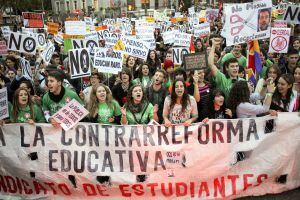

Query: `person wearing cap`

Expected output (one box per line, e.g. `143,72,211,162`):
163,59,174,88
42,70,83,128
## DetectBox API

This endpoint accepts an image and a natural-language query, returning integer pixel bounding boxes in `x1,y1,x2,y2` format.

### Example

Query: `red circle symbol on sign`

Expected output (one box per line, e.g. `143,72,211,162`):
271,36,287,52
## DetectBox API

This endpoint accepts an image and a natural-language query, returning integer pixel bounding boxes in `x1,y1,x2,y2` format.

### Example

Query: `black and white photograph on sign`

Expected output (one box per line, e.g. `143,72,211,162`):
257,8,271,32
69,48,91,79
183,52,208,71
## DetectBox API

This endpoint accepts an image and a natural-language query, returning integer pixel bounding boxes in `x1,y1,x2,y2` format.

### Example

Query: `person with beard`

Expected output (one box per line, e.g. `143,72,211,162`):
257,8,271,32
112,68,132,107
146,69,168,123
220,44,247,69
121,84,158,125
86,84,121,124
163,78,198,127
42,70,83,128
8,88,45,123
208,39,244,99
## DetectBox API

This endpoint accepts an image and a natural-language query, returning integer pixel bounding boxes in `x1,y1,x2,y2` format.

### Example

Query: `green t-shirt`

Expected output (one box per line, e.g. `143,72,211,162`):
9,104,46,123
260,59,274,78
42,87,83,117
132,76,151,88
220,53,247,68
97,100,121,124
126,103,154,125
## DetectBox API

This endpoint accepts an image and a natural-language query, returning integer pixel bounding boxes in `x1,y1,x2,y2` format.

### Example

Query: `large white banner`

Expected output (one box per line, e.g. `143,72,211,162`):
223,0,272,46
1,113,300,199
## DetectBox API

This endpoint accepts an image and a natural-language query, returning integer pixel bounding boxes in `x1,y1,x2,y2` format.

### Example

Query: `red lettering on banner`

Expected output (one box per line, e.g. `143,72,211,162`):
96,184,109,196
190,181,195,197
175,182,188,196
132,184,144,196
0,175,7,192
33,181,47,194
119,184,131,197
21,179,33,194
228,175,239,195
83,183,97,196
256,174,268,186
5,176,17,193
44,182,57,194
198,181,210,197
161,182,173,196
243,174,254,191
146,183,158,196
58,183,71,195
213,177,225,197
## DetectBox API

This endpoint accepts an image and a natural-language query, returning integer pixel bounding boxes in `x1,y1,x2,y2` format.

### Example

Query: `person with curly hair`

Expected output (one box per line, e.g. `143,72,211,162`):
86,84,121,124
163,78,198,127
121,84,158,125
147,50,161,76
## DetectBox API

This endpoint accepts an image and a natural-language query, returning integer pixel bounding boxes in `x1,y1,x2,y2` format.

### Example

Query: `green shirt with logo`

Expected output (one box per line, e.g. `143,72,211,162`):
97,100,121,124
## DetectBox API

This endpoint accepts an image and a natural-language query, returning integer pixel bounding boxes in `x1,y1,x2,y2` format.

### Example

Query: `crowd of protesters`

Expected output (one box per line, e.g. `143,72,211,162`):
0,5,299,128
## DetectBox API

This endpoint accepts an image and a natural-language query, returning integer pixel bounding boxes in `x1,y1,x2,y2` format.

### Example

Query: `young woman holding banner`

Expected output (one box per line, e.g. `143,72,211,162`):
121,84,158,125
87,84,121,124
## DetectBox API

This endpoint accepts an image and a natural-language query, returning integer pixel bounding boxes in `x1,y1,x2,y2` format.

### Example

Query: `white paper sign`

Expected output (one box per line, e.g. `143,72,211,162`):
71,39,99,57
65,21,86,35
41,42,55,65
122,36,150,60
7,32,38,54
172,47,190,65
52,99,88,131
194,23,211,38
174,32,192,47
162,31,176,44
273,20,287,28
268,28,291,53
69,48,91,79
283,5,300,24
94,48,123,74
20,57,32,80
1,26,11,40
0,88,9,120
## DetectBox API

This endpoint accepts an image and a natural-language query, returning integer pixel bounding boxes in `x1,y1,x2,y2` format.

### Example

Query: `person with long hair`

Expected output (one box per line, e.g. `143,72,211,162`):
208,89,232,119
9,88,45,123
87,84,121,124
147,50,161,76
112,67,132,107
293,66,300,93
121,84,158,125
163,78,198,127
132,63,151,88
227,80,275,118
125,56,139,78
271,74,299,112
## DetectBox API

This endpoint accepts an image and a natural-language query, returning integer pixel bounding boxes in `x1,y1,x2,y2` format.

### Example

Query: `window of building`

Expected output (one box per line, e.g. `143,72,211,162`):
74,0,77,10
66,1,70,11
56,1,60,13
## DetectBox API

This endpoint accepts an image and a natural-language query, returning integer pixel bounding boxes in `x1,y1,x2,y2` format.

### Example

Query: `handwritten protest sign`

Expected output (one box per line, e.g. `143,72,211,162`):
268,28,291,53
8,32,38,54
122,36,150,60
273,20,287,28
69,48,91,79
52,99,88,131
223,0,272,46
0,88,9,120
174,32,192,47
0,41,8,56
65,21,86,35
283,5,300,24
41,42,55,65
162,30,175,44
183,52,208,71
194,23,210,38
22,12,44,28
94,48,123,74
47,22,59,35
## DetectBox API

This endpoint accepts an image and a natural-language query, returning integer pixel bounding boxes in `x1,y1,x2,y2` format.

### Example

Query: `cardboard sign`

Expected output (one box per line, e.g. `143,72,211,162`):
0,88,9,120
52,99,88,131
174,32,192,47
122,36,150,60
268,28,291,53
65,21,86,35
1,26,11,40
22,12,44,28
172,47,190,65
283,5,300,24
183,52,208,71
41,42,55,65
47,22,59,35
94,48,123,74
8,32,38,54
223,0,272,46
69,48,91,79
0,40,8,56
194,23,210,38
19,57,32,80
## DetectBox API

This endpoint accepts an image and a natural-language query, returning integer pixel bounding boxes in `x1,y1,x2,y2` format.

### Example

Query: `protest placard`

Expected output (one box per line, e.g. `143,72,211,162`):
122,36,150,60
0,88,9,120
194,23,210,38
71,39,99,57
22,12,44,28
19,57,32,80
113,39,126,51
183,52,208,71
174,32,192,47
8,32,38,54
69,48,91,79
172,47,190,65
273,20,287,28
41,42,55,65
205,9,219,23
36,33,47,48
52,99,88,131
268,28,291,53
223,0,272,46
47,22,59,35
283,5,299,24
1,26,10,40
162,30,175,44
85,31,98,40
94,48,123,74
84,17,93,26
65,21,86,35
0,41,8,56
